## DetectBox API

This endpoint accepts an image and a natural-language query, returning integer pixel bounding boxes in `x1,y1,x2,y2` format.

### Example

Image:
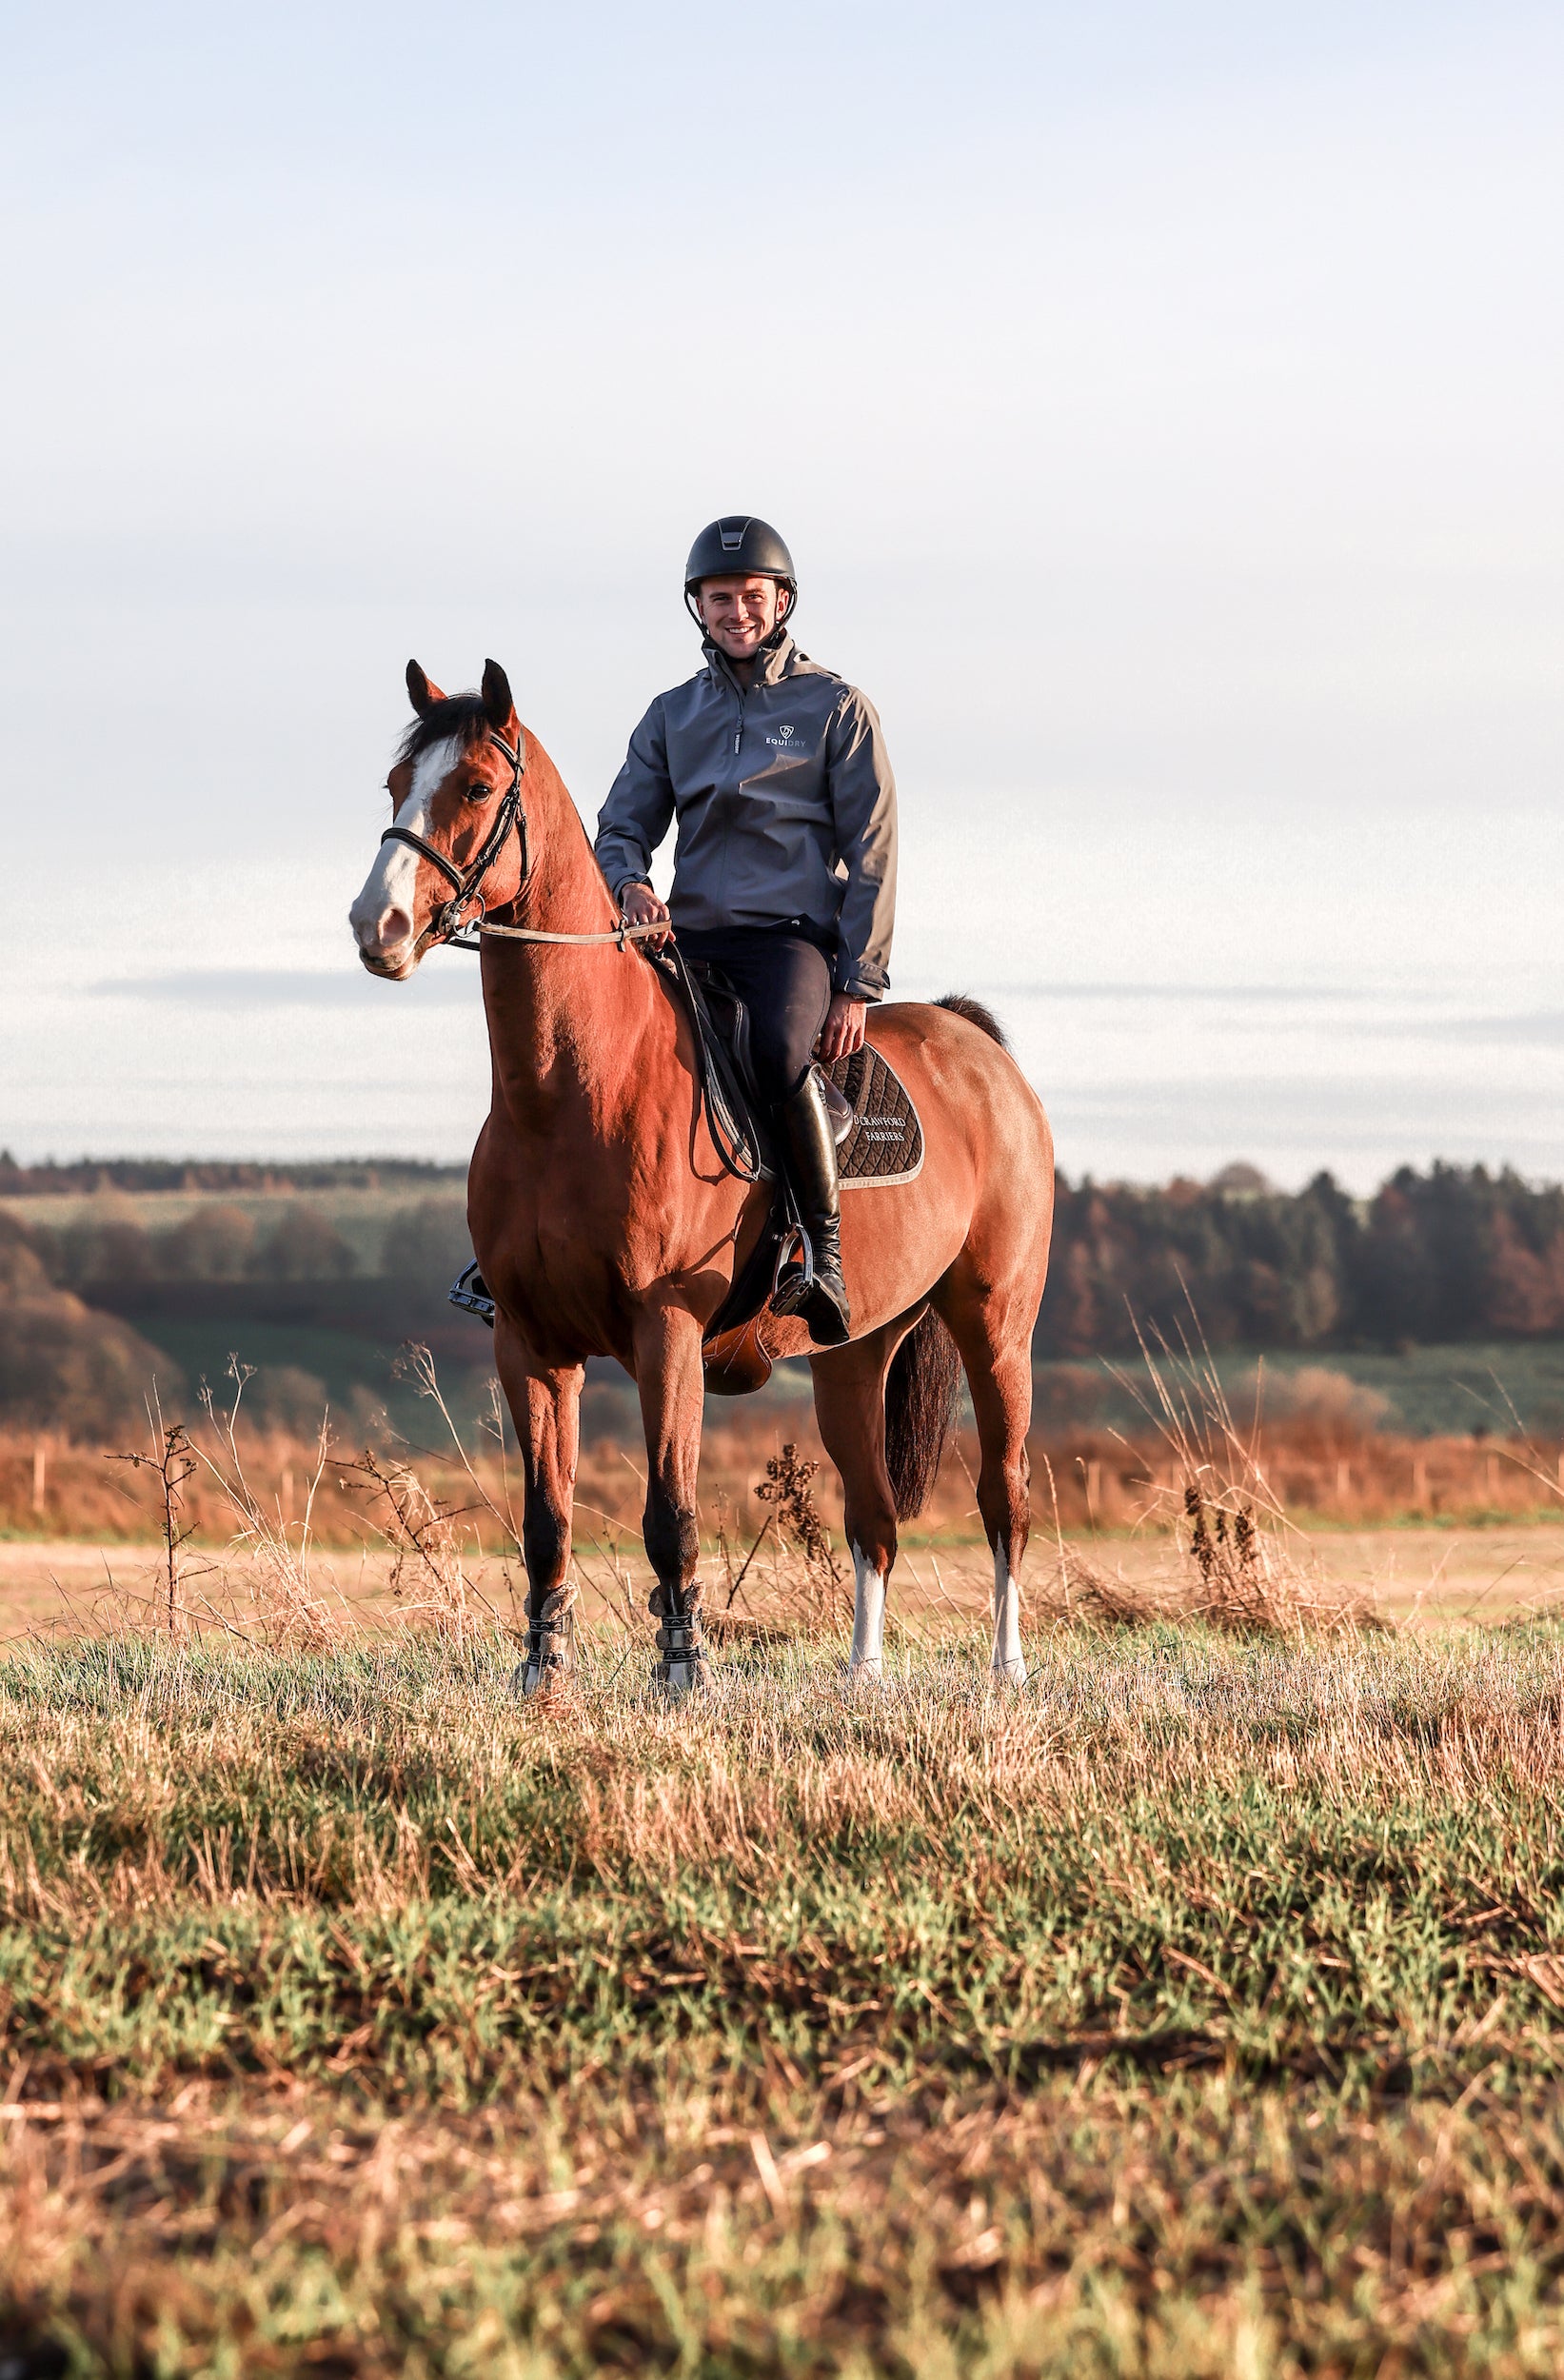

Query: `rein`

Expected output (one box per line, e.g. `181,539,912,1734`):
476,919,668,947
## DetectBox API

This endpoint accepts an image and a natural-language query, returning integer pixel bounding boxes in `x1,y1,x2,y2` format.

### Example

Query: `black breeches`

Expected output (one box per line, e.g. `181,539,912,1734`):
676,925,834,1101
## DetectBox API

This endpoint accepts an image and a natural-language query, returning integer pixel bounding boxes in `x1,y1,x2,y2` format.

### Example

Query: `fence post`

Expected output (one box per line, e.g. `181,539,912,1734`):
31,1439,47,1516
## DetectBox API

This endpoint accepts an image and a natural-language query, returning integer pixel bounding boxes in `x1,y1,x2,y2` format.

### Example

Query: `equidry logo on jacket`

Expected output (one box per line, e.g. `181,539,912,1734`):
763,724,805,751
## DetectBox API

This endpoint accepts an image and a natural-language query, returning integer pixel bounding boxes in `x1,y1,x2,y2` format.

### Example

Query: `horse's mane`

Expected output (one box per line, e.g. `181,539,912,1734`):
395,694,493,766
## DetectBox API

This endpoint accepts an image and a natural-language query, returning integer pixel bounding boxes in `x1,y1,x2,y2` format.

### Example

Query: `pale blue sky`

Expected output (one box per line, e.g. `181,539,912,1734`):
3,2,1561,1184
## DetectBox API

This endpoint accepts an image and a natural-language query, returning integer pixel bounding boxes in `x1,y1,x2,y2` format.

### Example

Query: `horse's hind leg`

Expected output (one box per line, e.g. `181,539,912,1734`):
632,1300,707,1699
932,1276,1035,1683
811,1319,913,1678
494,1323,584,1695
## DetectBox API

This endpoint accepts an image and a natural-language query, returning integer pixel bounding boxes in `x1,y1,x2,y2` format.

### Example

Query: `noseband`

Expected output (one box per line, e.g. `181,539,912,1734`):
379,726,528,950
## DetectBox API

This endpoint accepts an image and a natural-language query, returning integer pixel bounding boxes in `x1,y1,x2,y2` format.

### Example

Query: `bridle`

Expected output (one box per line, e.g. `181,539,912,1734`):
380,723,670,956
379,725,530,954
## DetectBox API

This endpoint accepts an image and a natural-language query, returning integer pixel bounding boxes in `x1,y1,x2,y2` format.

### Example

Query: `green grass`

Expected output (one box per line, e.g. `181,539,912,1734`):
6,1622,1564,2372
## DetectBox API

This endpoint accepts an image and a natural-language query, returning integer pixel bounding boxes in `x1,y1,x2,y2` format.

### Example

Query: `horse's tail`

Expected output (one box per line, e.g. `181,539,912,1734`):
881,994,1005,1519
884,1308,962,1520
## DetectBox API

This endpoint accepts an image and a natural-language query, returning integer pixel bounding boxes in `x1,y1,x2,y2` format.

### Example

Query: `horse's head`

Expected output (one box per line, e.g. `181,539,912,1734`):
349,658,526,978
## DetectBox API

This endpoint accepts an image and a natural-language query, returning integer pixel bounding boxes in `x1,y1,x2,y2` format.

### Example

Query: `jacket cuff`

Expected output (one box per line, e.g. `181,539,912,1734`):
613,874,653,901
837,967,887,1003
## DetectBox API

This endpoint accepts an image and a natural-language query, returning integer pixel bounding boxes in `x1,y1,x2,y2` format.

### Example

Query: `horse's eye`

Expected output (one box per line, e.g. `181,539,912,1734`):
467,783,494,802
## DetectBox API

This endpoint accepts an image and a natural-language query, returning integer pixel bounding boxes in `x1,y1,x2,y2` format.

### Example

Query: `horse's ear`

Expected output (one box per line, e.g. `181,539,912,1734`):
482,659,516,730
406,660,445,716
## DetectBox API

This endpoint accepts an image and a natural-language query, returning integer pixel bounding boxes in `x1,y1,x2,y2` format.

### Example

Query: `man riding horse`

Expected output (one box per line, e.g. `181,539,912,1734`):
595,517,898,1350
350,534,1049,1696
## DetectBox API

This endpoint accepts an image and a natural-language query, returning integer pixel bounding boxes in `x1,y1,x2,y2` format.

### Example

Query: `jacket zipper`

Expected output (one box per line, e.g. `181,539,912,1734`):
710,646,750,755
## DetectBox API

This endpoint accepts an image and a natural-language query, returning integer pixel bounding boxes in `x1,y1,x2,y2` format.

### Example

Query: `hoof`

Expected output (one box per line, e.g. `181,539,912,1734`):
514,1656,572,1700
846,1657,886,1689
655,1654,708,1703
990,1656,1028,1689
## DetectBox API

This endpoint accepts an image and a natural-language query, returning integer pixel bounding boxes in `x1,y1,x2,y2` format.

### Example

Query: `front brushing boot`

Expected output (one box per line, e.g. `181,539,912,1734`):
512,1589,576,1698
770,1071,852,1347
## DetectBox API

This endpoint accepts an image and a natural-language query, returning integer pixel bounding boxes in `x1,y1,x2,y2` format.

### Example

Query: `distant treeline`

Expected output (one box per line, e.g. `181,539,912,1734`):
0,1196,476,1441
34,1200,462,1290
1041,1165,1564,1357
0,1155,465,1198
4,1163,1564,1443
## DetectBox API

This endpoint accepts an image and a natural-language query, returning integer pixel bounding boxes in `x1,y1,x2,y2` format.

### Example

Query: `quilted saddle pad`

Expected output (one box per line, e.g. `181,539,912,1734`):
824,1043,924,1188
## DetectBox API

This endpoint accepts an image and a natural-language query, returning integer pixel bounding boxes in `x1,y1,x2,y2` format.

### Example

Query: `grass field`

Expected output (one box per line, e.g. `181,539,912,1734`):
7,1606,1564,2373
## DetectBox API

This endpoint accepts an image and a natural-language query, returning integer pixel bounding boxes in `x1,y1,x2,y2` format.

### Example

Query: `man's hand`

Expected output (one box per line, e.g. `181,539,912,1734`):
819,993,867,1064
618,881,672,951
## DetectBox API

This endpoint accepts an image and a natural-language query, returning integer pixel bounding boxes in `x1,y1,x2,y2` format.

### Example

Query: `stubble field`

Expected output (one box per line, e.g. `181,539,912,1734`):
7,1577,1564,2374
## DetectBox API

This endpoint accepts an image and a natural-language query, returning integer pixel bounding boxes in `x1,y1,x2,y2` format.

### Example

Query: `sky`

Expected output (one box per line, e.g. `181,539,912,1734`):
2,0,1561,1189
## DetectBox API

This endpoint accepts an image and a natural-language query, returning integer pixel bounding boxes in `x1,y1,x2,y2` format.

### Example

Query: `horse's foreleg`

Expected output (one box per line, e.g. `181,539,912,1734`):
632,1301,707,1699
494,1322,584,1695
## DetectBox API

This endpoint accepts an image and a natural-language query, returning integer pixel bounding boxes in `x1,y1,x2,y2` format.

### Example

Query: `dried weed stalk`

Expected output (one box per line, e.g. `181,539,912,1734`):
192,1360,349,1650
1461,1373,1564,1517
1036,1299,1380,1636
394,1346,525,1555
108,1388,199,1634
341,1449,485,1642
755,1442,851,1630
361,1345,532,1642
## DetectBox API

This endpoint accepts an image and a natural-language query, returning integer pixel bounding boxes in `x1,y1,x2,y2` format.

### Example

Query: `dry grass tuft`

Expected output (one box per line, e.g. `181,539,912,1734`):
1024,1326,1381,1638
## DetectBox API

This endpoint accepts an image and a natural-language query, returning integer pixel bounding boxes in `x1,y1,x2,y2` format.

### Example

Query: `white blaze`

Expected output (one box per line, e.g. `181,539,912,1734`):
849,1543,887,1678
991,1542,1025,1682
349,735,462,952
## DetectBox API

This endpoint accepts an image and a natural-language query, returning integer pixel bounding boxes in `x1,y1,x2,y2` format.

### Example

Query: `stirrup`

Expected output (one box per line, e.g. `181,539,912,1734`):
448,1260,496,1328
769,1224,815,1316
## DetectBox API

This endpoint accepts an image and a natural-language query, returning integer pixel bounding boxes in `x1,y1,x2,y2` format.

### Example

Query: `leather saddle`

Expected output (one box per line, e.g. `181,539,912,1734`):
671,953,855,1175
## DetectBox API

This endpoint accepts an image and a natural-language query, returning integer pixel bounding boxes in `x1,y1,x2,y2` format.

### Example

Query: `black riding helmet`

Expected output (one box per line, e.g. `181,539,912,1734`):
683,516,798,633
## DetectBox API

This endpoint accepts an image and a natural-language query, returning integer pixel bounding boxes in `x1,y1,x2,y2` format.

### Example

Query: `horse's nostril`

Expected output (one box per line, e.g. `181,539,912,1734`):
353,905,412,954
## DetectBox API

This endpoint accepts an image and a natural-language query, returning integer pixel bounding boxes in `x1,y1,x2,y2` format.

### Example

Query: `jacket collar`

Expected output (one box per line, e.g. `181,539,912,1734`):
703,631,799,692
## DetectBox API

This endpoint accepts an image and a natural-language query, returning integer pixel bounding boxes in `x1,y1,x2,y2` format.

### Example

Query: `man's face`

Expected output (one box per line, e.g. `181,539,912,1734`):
697,574,787,658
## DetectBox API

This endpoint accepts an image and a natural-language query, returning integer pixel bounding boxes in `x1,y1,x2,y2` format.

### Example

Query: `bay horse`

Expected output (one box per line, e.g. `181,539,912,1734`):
349,660,1054,1696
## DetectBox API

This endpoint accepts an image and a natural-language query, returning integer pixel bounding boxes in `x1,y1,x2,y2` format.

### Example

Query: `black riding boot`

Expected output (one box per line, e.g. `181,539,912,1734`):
771,1072,852,1346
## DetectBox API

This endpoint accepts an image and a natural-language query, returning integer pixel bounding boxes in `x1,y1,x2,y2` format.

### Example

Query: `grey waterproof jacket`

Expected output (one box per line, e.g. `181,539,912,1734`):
594,635,898,1002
